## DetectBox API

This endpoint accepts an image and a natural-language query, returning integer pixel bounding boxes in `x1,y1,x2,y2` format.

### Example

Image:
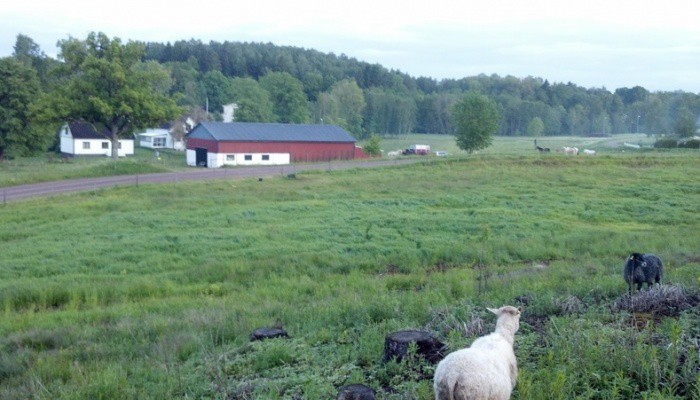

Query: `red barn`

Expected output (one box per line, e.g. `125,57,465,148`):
185,122,366,168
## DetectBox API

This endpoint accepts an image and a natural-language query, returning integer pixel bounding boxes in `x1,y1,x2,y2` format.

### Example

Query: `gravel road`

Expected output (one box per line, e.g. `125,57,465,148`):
1,158,418,203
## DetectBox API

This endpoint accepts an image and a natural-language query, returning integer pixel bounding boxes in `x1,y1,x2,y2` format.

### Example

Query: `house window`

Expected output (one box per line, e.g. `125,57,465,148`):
226,155,235,161
262,154,270,161
244,155,252,161
102,142,109,149
153,137,166,147
118,142,122,149
82,142,91,149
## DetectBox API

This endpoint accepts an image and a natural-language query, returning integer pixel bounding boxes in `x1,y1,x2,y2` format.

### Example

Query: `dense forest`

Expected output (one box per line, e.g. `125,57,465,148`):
141,39,700,138
2,34,699,158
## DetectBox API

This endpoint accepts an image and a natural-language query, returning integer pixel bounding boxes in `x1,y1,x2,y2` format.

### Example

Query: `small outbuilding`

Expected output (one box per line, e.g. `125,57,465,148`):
59,121,134,157
185,122,366,168
137,128,184,151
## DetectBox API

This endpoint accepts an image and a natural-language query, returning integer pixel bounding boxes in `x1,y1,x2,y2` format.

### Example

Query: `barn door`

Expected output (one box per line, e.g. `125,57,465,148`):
195,148,208,167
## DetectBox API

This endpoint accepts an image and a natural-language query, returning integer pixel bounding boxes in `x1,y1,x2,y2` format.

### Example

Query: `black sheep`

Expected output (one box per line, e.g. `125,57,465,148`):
623,253,664,294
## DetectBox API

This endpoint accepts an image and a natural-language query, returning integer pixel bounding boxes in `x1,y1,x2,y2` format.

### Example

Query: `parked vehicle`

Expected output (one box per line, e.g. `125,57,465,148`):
404,144,431,155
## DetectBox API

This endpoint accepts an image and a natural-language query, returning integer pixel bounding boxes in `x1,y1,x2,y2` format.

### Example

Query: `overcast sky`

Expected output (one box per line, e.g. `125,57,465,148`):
2,0,699,93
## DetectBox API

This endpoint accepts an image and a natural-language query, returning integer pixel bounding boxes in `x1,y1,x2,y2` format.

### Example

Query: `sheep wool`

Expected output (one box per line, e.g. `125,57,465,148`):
434,306,521,400
623,253,663,294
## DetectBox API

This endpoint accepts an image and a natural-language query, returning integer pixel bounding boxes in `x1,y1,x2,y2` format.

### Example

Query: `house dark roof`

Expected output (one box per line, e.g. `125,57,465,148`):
186,122,356,143
67,121,110,139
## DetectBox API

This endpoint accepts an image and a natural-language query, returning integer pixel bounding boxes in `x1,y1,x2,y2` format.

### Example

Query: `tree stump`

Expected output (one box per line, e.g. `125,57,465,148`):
336,384,376,400
382,329,446,364
250,327,288,341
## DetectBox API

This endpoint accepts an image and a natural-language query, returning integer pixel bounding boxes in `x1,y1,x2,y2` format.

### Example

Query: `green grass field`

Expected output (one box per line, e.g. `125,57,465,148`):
0,147,188,187
0,134,661,188
0,136,698,399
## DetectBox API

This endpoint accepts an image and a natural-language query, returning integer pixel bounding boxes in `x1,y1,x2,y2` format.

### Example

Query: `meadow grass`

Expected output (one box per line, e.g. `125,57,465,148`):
0,133,662,187
0,148,187,187
0,142,698,399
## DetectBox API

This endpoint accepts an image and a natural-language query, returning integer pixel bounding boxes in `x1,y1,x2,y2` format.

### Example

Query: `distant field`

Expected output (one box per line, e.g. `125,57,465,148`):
1,147,698,399
378,133,658,156
0,134,664,188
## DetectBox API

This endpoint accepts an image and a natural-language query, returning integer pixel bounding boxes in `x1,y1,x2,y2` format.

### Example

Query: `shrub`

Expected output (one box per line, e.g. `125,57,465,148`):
678,138,700,149
654,138,678,148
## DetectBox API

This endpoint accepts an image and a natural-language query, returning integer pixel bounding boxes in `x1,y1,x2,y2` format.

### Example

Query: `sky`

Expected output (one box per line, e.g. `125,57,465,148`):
2,0,699,93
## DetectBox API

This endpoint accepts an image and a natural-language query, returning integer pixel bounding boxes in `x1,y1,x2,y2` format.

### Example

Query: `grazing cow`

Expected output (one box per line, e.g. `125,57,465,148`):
583,149,596,155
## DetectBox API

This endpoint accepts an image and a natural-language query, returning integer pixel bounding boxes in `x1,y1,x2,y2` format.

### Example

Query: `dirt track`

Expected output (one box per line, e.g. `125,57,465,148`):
1,158,418,203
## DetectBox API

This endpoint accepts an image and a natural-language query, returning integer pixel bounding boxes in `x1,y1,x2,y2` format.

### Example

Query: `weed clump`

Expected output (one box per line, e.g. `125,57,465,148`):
612,284,700,317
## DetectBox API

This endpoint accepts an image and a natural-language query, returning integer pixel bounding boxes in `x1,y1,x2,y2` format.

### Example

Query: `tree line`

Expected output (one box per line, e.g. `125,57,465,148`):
1,33,699,159
142,39,699,138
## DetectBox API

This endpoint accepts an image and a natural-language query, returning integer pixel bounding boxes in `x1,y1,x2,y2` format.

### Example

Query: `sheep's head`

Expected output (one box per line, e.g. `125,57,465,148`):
487,306,522,317
487,306,522,335
628,253,647,269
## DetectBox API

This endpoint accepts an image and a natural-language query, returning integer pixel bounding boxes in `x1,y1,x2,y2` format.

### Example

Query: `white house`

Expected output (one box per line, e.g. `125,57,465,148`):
59,121,134,157
137,128,184,151
222,103,239,123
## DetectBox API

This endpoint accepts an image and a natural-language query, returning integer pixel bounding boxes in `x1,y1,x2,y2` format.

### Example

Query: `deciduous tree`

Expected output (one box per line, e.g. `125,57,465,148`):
42,32,181,158
0,57,52,159
452,92,499,153
674,107,697,137
527,117,544,137
361,134,382,157
259,72,310,123
329,79,365,136
230,77,275,122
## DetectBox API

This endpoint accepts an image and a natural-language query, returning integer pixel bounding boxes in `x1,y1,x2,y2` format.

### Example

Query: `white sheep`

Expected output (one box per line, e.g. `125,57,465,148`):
563,146,579,155
433,306,522,400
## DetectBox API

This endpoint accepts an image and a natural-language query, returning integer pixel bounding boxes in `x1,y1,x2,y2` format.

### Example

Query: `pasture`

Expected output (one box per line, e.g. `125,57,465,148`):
0,134,659,188
0,137,699,399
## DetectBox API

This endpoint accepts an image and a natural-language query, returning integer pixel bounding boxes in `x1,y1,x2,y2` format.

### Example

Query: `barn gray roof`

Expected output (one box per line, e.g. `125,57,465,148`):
186,122,356,143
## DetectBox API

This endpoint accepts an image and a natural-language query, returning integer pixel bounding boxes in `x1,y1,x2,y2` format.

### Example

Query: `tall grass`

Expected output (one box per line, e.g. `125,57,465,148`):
0,149,698,399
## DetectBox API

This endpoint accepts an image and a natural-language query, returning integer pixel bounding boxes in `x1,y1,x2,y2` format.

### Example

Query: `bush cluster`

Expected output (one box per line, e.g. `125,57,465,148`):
654,136,700,149
654,137,678,148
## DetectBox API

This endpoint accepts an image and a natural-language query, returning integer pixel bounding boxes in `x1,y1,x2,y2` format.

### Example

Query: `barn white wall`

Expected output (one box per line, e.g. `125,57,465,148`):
221,153,290,167
186,149,197,166
188,152,290,168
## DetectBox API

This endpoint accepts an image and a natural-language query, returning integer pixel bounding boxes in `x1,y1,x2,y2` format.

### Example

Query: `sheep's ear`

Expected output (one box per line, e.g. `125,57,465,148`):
486,307,498,315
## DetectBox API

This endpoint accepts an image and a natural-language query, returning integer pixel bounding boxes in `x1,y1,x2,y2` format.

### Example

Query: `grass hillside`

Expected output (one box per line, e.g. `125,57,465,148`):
0,141,698,398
